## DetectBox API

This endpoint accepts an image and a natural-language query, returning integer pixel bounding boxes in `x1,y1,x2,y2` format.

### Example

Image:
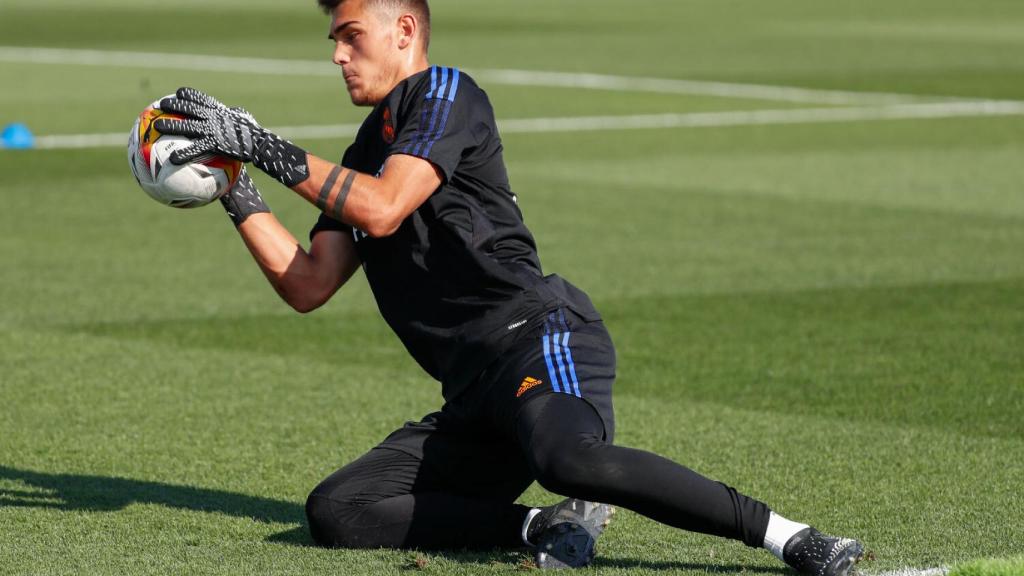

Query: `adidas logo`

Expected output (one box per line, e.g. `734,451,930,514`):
516,377,543,398
295,165,308,175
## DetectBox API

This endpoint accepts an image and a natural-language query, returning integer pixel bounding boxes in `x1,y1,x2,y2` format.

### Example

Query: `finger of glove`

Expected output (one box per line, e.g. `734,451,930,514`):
168,137,217,165
233,121,258,156
176,87,227,110
152,118,208,139
229,106,261,127
227,111,269,151
158,97,208,120
203,113,255,160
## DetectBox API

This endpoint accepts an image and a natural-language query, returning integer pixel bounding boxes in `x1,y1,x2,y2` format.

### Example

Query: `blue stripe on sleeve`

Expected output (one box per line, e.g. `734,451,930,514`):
422,100,453,158
411,97,444,157
446,68,461,102
427,65,438,98
420,68,460,158
439,67,449,99
404,67,462,160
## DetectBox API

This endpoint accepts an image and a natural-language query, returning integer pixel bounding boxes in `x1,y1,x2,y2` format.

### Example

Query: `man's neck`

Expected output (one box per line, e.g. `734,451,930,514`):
399,60,431,83
370,60,431,106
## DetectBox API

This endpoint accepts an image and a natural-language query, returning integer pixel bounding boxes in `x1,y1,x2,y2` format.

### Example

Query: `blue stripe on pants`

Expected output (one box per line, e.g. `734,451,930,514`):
552,332,572,397
542,333,561,393
561,332,582,397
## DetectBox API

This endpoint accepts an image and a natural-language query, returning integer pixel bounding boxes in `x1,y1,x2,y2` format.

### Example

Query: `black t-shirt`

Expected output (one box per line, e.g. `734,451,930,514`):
311,66,599,400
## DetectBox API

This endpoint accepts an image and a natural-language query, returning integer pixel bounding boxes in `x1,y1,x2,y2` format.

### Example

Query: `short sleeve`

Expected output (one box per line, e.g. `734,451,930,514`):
309,212,352,243
388,67,479,182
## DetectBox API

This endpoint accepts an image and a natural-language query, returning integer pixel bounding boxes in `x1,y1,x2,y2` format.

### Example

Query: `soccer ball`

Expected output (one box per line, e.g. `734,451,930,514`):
127,95,242,208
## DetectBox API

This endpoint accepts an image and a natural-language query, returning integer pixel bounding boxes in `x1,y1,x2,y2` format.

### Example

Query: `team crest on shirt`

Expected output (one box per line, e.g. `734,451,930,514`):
381,105,396,144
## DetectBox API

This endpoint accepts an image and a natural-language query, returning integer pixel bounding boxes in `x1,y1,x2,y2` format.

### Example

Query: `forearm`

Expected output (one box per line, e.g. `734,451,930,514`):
235,213,330,312
221,173,354,312
291,154,399,237
218,171,307,303
237,212,306,288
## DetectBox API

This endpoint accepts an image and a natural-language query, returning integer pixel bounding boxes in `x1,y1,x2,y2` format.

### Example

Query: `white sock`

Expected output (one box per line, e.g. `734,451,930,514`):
521,507,543,546
762,511,809,562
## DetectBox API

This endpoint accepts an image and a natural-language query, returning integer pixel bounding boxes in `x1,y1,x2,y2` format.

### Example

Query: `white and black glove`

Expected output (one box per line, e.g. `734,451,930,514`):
220,168,270,227
153,87,310,188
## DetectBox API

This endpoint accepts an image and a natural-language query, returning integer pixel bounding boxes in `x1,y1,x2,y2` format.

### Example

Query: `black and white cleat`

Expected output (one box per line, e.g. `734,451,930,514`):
532,498,615,569
783,527,865,576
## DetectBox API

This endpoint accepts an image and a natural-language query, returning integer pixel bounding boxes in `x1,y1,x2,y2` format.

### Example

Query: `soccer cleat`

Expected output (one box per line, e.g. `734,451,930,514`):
782,527,864,576
531,498,614,569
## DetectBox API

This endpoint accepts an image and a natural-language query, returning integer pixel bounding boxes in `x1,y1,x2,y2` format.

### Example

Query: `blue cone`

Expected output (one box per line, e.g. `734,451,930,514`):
1,123,36,150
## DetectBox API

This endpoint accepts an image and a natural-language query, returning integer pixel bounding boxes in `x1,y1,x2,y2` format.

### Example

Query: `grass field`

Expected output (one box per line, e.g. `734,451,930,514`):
2,1,1023,575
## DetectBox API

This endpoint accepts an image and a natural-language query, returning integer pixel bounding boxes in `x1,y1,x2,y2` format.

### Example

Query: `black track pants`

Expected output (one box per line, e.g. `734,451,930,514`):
306,310,770,550
305,394,769,550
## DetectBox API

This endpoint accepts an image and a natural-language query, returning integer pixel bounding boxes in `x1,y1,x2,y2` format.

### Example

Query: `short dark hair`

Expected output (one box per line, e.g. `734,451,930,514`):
317,0,431,51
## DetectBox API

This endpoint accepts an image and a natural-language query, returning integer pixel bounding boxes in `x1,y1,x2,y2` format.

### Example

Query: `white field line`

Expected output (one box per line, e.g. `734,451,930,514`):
497,101,1024,133
0,45,925,106
873,567,949,576
472,68,921,106
20,100,1024,151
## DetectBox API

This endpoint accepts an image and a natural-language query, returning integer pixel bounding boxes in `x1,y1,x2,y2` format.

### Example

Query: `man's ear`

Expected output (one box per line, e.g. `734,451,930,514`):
397,13,417,49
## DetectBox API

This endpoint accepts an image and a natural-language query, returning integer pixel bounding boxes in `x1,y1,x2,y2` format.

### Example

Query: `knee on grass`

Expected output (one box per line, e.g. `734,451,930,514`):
305,492,368,549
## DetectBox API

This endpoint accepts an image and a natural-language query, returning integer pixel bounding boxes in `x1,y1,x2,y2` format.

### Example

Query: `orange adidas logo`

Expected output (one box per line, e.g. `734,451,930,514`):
516,377,543,397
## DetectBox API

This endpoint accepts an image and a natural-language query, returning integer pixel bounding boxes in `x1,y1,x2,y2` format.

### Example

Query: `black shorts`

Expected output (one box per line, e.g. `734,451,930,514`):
375,307,617,487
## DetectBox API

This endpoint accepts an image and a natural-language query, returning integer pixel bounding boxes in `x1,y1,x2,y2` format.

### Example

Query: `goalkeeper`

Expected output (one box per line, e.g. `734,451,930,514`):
154,0,863,573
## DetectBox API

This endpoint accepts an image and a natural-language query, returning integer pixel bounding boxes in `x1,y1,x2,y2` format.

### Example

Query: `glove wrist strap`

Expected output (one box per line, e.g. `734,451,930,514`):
221,172,270,227
253,135,310,188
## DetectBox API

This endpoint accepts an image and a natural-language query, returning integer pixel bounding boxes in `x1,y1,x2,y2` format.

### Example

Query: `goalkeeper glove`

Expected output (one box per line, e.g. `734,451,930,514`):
220,168,270,227
152,87,310,188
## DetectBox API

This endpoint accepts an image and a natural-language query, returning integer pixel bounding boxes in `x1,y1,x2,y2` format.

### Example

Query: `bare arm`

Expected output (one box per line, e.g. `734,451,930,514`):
235,212,361,313
291,153,443,238
231,152,437,310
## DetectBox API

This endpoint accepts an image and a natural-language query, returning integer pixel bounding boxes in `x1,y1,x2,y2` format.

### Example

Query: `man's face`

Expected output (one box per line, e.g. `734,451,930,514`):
329,0,403,106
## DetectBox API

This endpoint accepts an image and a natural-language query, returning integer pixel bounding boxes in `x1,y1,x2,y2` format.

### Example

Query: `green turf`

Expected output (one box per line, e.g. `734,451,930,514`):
951,556,1024,576
2,0,1023,575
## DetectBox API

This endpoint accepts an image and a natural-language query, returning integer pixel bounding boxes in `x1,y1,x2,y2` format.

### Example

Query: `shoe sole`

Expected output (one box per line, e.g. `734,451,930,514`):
827,541,865,576
535,503,615,569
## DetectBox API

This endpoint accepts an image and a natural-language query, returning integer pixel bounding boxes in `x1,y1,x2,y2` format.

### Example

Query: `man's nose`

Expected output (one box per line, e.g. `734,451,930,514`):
332,43,350,66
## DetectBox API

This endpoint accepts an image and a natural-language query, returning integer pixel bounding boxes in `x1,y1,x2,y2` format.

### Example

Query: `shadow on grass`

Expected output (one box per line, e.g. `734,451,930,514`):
0,466,789,571
0,465,304,526
266,525,317,547
268,528,789,573
594,557,789,573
